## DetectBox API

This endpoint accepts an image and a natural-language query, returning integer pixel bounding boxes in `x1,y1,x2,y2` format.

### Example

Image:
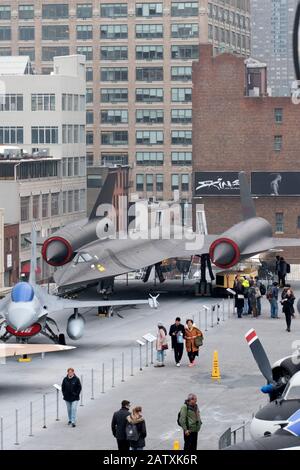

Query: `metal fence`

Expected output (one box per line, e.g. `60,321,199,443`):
218,420,251,449
0,296,235,450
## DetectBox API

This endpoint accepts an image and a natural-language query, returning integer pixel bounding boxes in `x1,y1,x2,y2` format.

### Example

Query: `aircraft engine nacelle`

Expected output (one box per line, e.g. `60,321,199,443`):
66,313,85,340
209,217,273,269
42,217,115,267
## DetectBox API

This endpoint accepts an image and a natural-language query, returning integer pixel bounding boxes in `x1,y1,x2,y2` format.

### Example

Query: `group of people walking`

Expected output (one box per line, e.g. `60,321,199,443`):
155,317,204,368
233,275,264,318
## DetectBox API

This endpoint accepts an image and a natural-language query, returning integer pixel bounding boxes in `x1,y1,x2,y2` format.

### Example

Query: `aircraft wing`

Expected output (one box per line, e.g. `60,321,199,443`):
0,295,9,317
272,238,300,247
0,343,75,358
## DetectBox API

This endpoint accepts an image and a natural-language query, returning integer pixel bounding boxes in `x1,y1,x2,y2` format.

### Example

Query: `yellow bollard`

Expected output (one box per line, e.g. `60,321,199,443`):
211,350,221,382
173,440,180,450
18,354,32,363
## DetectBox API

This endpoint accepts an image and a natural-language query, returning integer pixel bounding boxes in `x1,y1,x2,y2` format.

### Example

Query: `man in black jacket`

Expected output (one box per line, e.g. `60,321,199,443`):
169,317,185,367
111,400,131,451
61,368,82,428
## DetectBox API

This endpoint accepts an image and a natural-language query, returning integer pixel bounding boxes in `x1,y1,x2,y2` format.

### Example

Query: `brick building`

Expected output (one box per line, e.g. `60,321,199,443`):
192,44,300,262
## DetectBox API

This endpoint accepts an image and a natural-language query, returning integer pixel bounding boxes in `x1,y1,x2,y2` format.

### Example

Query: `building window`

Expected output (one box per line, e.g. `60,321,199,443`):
171,45,199,59
68,191,73,213
136,88,163,102
274,135,282,152
171,2,198,17
171,151,192,165
0,47,11,56
42,47,69,61
181,174,189,191
136,130,163,145
62,191,67,213
297,216,300,229
136,3,163,17
101,67,128,81
0,27,11,41
19,47,35,61
74,190,80,212
32,195,40,220
136,109,163,124
19,5,34,19
31,127,58,144
171,174,179,190
171,66,192,81
77,46,93,60
42,25,69,41
136,24,163,39
100,46,128,60
42,4,69,19
171,130,192,145
156,174,163,191
171,109,192,124
171,88,192,102
275,108,283,124
31,94,55,111
86,111,94,124
0,127,23,144
100,24,128,39
0,94,23,111
136,152,164,165
100,88,128,103
86,88,93,104
0,6,11,20
21,196,30,222
136,45,163,60
100,3,127,17
136,67,163,81
19,26,35,41
101,153,128,165
86,130,94,145
76,25,93,40
171,23,199,38
42,194,49,218
275,212,284,233
86,67,93,81
101,109,128,124
77,3,93,18
67,158,74,176
146,174,154,191
136,174,144,191
75,156,81,174
86,153,94,166
101,131,128,145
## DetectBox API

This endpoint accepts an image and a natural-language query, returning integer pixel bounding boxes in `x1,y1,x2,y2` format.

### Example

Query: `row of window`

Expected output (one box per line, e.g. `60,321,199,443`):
20,189,86,223
11,23,200,41
0,126,86,145
62,125,86,144
208,2,250,29
136,173,190,192
208,24,250,49
62,157,87,178
62,94,86,111
98,130,193,146
274,213,300,233
0,94,85,112
92,109,192,124
89,151,192,167
86,66,192,82
93,88,192,103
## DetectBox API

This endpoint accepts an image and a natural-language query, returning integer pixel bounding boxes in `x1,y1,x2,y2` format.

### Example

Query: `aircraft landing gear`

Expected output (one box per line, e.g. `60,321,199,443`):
40,318,65,344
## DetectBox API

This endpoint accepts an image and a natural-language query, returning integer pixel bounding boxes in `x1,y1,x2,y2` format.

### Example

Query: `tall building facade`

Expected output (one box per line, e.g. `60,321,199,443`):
0,54,87,279
0,0,251,202
251,0,297,97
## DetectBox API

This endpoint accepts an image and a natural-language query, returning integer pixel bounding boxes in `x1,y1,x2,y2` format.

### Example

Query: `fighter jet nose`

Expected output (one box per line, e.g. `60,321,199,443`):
45,240,69,264
212,242,236,266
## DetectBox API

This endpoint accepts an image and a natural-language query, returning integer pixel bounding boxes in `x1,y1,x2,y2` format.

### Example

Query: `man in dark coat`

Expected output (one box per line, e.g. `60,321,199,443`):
111,400,131,451
169,317,185,367
61,368,82,427
278,257,288,287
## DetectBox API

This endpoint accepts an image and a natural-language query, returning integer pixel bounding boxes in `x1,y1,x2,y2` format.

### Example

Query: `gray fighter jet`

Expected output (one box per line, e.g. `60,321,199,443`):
0,230,157,344
42,172,300,290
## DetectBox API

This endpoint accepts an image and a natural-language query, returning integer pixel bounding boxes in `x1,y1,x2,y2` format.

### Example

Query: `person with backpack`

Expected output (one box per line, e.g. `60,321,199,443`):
278,257,288,287
255,276,266,316
154,322,167,368
267,281,279,318
248,280,260,318
111,400,131,451
126,406,147,450
169,317,185,367
178,393,202,451
281,288,295,332
184,319,203,367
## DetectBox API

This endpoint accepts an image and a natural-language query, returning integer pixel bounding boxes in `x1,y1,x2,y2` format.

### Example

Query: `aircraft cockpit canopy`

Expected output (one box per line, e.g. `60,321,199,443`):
11,282,34,302
73,252,93,265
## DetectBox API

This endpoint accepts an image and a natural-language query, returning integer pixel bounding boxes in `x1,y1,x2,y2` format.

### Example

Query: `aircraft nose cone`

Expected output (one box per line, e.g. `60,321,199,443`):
45,240,69,264
7,309,33,331
212,242,236,266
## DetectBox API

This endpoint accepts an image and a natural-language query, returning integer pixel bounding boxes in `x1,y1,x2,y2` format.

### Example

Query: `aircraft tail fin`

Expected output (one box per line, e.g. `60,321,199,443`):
89,171,117,220
239,171,256,220
29,225,37,285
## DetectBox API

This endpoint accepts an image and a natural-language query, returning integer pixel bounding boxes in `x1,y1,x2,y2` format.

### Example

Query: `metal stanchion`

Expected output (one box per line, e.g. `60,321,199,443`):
0,416,3,450
139,344,142,371
145,341,149,367
101,363,105,394
122,352,125,382
56,390,60,421
151,342,154,365
210,305,214,328
242,421,246,441
204,306,208,332
217,304,220,325
80,375,84,406
43,395,47,429
91,368,95,400
112,359,115,388
29,402,33,436
198,311,201,329
15,410,19,445
222,299,225,321
131,348,134,376
228,296,231,318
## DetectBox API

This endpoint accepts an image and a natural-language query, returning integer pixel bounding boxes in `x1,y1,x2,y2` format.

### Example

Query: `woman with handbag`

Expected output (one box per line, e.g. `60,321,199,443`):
154,322,168,367
185,319,203,367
